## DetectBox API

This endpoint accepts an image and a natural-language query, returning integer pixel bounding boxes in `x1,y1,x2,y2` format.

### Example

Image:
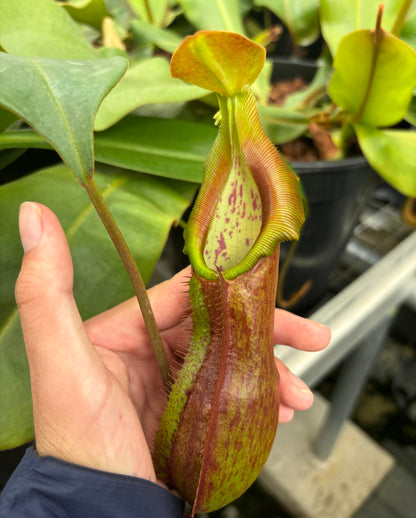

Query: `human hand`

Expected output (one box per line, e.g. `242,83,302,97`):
15,202,330,484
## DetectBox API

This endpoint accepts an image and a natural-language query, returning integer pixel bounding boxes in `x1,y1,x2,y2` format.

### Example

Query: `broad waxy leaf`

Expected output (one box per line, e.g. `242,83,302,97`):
94,116,215,181
0,53,128,184
130,19,183,53
95,57,208,131
259,105,309,145
400,8,416,50
61,0,110,30
320,0,411,56
282,57,333,110
170,31,266,97
0,116,217,183
0,107,17,134
178,0,245,34
329,29,416,127
0,164,196,449
129,0,170,27
0,0,209,134
255,0,320,47
0,0,98,59
406,93,416,125
0,150,25,171
355,124,416,197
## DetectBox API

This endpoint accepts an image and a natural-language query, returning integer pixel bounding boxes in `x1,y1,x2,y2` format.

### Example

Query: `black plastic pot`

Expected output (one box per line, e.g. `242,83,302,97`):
279,157,377,314
270,56,320,83
269,58,378,314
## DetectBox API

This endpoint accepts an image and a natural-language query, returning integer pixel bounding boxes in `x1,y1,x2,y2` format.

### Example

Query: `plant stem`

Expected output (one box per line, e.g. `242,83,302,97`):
352,4,384,123
276,241,312,309
391,0,414,36
84,176,171,390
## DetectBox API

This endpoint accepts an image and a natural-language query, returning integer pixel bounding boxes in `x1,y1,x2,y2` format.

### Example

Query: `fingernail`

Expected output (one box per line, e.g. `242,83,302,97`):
19,202,42,253
312,320,329,329
288,371,314,401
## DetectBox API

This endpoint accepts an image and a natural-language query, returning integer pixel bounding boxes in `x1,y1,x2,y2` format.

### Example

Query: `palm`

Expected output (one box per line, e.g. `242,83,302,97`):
16,204,329,485
84,271,192,450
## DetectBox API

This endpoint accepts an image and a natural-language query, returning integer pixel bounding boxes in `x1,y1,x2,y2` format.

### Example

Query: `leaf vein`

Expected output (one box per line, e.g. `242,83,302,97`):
31,59,85,181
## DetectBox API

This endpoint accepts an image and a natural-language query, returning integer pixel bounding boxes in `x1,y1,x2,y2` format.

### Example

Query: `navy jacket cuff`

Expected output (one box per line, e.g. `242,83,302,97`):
0,447,184,518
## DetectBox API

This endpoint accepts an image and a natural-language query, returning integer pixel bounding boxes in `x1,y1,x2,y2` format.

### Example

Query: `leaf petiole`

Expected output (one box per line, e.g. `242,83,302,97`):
84,176,171,390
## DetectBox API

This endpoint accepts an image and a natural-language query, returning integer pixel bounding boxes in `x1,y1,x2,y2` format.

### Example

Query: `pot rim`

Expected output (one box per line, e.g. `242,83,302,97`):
289,154,369,173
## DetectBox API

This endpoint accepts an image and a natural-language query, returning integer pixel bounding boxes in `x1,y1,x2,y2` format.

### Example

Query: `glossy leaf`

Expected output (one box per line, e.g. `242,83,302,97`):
0,163,196,449
61,0,110,30
129,0,170,27
329,29,416,127
258,105,309,145
405,93,416,125
400,8,416,50
95,116,215,181
282,58,333,110
0,116,216,183
170,31,265,97
104,0,132,28
95,57,208,130
130,19,183,53
178,0,245,34
0,150,25,171
255,0,320,47
355,124,416,197
0,54,127,184
61,0,95,6
0,107,17,134
0,0,97,59
320,0,409,56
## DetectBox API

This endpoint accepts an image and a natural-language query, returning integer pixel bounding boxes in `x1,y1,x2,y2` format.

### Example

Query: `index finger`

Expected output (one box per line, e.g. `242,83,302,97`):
84,267,192,352
273,309,331,352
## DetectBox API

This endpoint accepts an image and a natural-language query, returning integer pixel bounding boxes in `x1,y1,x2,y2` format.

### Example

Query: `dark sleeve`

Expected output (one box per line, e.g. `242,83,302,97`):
0,447,184,518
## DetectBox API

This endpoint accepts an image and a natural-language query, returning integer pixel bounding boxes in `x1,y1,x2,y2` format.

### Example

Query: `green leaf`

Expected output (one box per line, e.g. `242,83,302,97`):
0,163,196,449
178,0,245,34
0,149,25,170
355,124,416,197
320,0,407,56
328,29,416,127
61,0,110,30
129,0,170,27
95,116,215,181
0,54,127,184
0,117,216,183
130,19,183,53
254,0,320,47
282,57,333,110
0,0,98,59
401,8,416,51
94,57,208,131
259,105,309,145
0,107,17,134
405,92,416,125
0,130,51,152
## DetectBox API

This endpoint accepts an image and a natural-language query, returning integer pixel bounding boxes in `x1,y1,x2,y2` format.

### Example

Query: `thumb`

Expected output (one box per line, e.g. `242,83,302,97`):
15,203,98,442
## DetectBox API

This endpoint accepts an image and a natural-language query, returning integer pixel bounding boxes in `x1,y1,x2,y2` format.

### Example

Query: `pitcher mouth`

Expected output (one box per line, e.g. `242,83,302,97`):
184,88,305,281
